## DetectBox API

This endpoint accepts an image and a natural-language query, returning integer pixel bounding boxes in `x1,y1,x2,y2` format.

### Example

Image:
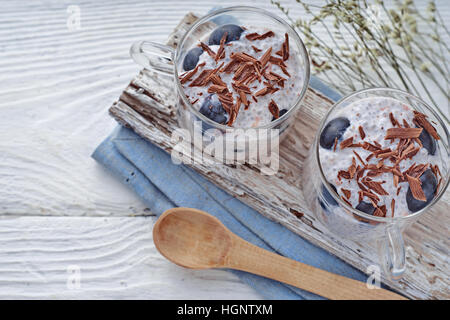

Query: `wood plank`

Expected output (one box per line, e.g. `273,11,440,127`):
0,216,261,299
108,13,450,299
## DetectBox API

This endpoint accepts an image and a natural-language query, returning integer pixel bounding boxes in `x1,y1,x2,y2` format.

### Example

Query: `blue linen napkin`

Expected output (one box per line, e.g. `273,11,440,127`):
92,75,368,300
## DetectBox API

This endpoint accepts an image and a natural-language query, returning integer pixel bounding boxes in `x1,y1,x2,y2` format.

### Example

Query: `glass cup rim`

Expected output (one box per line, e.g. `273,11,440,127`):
315,87,450,223
173,6,311,131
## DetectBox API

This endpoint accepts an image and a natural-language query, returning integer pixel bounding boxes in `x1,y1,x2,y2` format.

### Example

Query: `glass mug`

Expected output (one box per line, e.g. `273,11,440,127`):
303,88,449,280
129,6,310,165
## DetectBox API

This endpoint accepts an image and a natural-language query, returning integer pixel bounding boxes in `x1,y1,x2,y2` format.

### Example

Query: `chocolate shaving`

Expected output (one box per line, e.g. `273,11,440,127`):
389,112,399,127
376,150,397,159
385,127,423,139
251,45,262,52
282,33,289,61
279,64,291,77
238,67,255,84
403,146,420,160
362,178,389,196
232,82,251,94
268,100,279,119
227,96,242,126
434,165,441,177
269,56,287,67
189,69,214,87
358,126,366,140
243,73,257,86
259,47,272,67
254,87,270,97
353,151,366,166
362,142,381,152
208,84,228,94
230,52,258,63
208,74,226,87
199,42,216,59
233,62,253,80
337,170,351,180
340,137,354,149
392,167,403,177
358,181,368,192
238,90,249,108
391,199,395,217
356,166,366,180
245,31,275,41
269,71,286,81
376,159,384,169
348,157,357,179
215,32,228,62
399,143,416,161
413,111,440,140
342,188,351,199
374,207,386,218
252,63,262,80
333,138,338,152
406,174,427,201
361,190,380,202
341,196,353,207
179,62,206,84
221,59,239,73
367,170,382,178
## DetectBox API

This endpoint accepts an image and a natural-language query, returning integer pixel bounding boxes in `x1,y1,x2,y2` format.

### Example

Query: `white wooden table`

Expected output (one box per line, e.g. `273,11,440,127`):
0,0,447,299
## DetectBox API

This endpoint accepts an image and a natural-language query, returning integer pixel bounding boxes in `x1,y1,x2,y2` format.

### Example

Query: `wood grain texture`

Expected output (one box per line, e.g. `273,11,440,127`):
109,13,450,299
0,216,260,299
0,0,448,299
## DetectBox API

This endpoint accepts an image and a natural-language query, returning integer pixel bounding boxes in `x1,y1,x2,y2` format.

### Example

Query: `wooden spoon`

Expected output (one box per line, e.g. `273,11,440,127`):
153,207,407,300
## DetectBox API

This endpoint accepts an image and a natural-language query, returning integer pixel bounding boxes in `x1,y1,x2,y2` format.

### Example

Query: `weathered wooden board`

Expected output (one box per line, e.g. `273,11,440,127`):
109,13,450,299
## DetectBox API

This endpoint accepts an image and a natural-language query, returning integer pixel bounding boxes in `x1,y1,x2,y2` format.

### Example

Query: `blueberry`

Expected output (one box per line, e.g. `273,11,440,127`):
406,169,438,212
272,109,288,121
183,47,203,71
319,184,338,211
199,94,228,125
208,24,244,45
319,117,350,149
355,201,376,215
418,127,436,155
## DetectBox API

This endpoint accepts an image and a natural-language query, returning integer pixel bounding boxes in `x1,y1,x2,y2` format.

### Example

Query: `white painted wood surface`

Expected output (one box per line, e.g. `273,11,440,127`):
0,0,447,299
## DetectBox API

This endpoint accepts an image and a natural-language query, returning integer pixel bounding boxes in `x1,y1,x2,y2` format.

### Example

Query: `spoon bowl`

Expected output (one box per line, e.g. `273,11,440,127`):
153,208,232,269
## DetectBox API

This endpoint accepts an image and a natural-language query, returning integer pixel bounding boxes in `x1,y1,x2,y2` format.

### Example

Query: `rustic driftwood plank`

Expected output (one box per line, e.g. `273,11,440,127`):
109,13,450,299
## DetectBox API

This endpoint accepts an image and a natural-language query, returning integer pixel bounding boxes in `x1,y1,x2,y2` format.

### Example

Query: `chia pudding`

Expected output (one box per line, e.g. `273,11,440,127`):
319,97,443,218
178,24,304,127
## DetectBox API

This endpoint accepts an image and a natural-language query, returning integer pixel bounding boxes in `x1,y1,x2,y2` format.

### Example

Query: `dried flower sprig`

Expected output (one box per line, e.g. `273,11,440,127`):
272,0,449,123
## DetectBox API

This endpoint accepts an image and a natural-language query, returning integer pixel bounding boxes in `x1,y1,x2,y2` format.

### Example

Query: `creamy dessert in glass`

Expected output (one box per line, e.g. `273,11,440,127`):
131,7,310,165
319,96,444,218
303,88,449,279
179,24,304,128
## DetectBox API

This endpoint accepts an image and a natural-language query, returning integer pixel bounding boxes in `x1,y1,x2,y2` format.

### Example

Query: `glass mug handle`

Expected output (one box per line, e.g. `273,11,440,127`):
378,224,406,280
130,41,175,76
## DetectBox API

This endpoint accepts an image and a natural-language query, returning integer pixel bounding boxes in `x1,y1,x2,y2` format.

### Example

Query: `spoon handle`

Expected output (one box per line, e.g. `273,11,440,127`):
226,236,407,300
